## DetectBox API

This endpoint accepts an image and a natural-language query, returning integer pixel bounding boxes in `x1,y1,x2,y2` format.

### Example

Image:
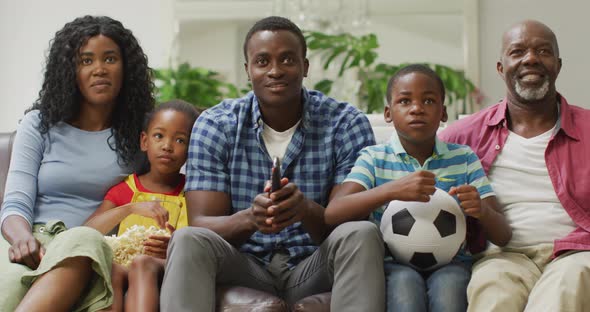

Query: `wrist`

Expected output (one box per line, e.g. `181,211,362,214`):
302,198,318,224
7,229,35,246
2,215,33,244
244,208,258,232
128,202,139,214
385,186,400,202
300,197,310,218
477,203,490,221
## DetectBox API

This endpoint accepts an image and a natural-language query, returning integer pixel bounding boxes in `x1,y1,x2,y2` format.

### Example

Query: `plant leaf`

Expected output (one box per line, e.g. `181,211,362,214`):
314,79,334,94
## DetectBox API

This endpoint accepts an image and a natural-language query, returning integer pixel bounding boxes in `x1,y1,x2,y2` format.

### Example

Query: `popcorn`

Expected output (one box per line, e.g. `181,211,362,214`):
105,225,169,266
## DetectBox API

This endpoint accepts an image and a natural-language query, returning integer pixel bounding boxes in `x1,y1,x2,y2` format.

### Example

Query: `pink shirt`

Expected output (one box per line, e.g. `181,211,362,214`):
439,94,590,257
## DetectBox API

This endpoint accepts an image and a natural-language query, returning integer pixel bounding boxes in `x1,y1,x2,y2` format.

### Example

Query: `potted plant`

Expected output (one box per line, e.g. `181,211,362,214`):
305,31,483,115
154,62,244,108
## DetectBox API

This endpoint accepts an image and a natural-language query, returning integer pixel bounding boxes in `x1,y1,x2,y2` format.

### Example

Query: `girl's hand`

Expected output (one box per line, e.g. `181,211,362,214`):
143,223,175,259
130,201,169,228
449,185,487,219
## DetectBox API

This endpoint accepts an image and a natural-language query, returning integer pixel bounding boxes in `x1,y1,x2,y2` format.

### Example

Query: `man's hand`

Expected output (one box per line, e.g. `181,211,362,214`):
266,178,307,232
250,178,307,234
8,233,45,269
387,171,436,202
251,191,276,234
130,201,170,229
449,185,487,219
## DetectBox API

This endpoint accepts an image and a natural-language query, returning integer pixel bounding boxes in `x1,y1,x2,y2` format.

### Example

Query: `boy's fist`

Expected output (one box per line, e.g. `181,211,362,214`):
389,171,436,202
449,185,487,219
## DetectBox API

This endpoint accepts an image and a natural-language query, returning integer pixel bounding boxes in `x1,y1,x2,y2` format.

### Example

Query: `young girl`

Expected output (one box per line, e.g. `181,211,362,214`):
325,64,511,312
85,99,201,312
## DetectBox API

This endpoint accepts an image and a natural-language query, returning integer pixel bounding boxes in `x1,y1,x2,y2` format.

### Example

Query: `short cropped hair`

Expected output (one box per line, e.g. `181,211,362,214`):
243,16,307,61
386,64,445,104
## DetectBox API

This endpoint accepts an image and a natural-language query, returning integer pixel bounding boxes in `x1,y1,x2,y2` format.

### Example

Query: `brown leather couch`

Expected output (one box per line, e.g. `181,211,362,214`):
0,131,330,311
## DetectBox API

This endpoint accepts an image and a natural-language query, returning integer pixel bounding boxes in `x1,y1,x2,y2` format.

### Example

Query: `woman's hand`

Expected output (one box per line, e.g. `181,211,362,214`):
2,215,45,269
143,223,175,259
130,201,169,228
9,233,45,269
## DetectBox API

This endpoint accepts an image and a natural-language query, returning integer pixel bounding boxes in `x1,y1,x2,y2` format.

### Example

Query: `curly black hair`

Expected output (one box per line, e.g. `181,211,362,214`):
29,15,155,166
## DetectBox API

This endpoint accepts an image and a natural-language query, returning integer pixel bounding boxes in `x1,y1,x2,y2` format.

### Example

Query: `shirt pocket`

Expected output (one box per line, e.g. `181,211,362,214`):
435,179,458,194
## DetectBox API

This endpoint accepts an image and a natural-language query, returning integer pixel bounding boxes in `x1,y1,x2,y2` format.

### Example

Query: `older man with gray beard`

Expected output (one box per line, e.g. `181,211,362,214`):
439,20,590,311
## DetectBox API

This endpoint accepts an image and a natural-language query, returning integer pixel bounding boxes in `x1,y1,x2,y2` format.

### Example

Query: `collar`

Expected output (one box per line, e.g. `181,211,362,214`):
389,132,449,158
251,88,311,131
486,93,579,141
557,95,580,140
486,98,509,127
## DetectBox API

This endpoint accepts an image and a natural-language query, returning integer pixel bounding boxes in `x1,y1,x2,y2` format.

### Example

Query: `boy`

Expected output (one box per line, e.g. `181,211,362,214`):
325,64,511,311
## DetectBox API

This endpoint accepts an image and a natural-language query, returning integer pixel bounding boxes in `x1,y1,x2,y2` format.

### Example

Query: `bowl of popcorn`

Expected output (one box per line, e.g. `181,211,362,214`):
105,225,170,266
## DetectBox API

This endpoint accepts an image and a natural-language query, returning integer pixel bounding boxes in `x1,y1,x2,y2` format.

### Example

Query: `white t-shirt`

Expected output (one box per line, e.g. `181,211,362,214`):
262,120,301,162
488,124,576,248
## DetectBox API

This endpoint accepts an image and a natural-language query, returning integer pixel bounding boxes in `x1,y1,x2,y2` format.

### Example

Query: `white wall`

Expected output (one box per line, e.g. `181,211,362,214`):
0,0,175,132
372,15,464,70
177,20,253,87
478,0,590,108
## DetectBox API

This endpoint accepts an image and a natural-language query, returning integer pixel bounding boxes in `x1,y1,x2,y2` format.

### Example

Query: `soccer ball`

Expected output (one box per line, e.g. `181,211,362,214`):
380,188,466,271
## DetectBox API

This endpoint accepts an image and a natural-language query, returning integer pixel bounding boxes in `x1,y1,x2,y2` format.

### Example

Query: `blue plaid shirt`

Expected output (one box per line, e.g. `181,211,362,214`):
186,89,375,267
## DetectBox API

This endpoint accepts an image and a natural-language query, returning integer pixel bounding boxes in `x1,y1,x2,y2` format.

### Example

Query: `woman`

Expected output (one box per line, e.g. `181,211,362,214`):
0,15,154,312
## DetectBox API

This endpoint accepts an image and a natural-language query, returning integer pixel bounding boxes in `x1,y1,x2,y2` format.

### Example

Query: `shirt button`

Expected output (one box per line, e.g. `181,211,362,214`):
495,145,501,150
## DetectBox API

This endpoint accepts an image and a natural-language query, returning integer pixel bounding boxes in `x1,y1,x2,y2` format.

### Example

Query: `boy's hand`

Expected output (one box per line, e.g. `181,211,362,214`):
449,185,487,219
389,171,436,202
130,201,169,229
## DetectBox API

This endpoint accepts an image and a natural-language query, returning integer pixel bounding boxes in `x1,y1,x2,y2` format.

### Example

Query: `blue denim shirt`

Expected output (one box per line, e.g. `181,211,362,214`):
185,89,375,267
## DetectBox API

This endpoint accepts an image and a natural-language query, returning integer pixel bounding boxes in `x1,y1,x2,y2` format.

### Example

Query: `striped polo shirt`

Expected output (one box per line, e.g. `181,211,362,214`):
345,132,494,225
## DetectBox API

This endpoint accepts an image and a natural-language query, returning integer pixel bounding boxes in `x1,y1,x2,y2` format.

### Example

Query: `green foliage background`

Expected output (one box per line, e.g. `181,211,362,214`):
305,31,480,114
154,63,244,108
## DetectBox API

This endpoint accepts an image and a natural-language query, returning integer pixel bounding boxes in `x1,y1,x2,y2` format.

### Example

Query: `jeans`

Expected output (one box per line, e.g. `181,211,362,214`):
385,260,470,312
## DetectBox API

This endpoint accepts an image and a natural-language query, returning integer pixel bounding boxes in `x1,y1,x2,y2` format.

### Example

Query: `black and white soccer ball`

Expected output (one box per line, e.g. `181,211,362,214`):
380,188,466,271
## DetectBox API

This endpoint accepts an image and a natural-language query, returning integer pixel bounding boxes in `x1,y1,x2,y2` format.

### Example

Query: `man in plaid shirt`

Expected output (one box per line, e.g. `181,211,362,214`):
161,16,385,312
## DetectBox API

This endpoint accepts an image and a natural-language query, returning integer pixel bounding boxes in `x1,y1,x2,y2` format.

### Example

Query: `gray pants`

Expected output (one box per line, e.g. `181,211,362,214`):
160,221,385,312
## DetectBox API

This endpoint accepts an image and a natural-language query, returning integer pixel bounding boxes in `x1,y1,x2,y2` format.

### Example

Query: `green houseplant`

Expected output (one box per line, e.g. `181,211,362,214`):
154,62,243,108
305,31,482,114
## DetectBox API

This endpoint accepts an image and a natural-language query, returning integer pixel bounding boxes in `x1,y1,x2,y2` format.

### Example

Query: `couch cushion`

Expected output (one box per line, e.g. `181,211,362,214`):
292,292,331,312
216,286,288,312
